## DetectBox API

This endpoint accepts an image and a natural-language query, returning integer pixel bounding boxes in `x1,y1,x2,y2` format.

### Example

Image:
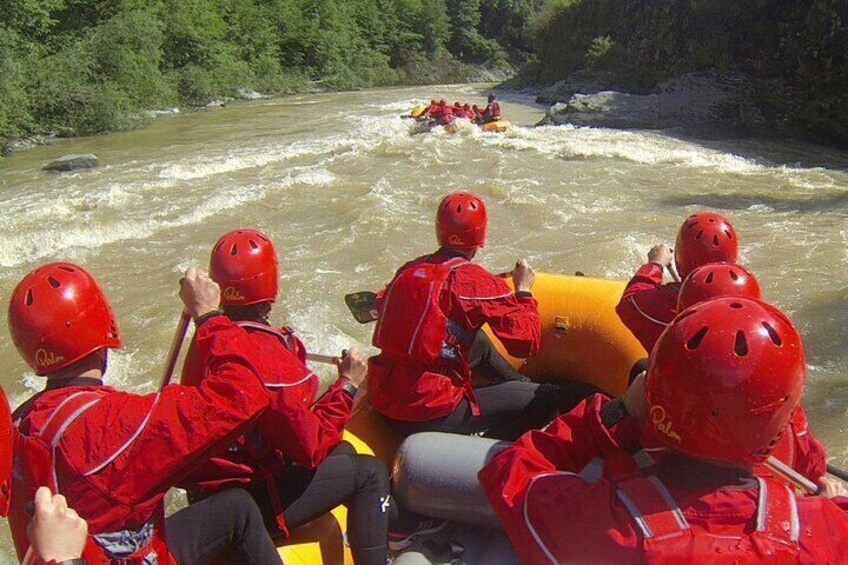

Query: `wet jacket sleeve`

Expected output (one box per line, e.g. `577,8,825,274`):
78,315,269,505
447,265,541,357
789,407,828,482
615,263,677,352
257,375,352,469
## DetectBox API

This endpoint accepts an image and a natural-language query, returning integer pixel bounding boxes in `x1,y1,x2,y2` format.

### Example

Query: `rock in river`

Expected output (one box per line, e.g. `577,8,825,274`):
43,154,100,172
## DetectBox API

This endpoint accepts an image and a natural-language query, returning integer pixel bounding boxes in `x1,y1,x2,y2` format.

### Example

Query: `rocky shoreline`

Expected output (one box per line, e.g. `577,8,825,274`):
514,69,821,143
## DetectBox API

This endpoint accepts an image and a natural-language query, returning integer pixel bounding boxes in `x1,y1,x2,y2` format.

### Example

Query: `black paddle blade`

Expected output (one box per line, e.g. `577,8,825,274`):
345,291,379,323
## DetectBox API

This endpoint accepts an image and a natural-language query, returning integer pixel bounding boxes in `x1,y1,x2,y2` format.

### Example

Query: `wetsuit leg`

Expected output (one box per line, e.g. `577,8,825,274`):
251,452,390,565
166,487,282,565
386,380,602,441
466,330,528,382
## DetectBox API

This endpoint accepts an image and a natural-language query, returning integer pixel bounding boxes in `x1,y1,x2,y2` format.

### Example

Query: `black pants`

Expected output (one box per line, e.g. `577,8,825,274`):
249,443,390,565
387,331,602,440
166,488,282,565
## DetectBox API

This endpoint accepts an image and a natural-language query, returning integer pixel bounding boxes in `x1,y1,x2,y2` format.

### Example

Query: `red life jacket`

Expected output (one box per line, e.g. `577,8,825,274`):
615,474,800,564
10,390,173,565
373,255,468,366
189,321,318,535
233,321,317,403
523,453,800,565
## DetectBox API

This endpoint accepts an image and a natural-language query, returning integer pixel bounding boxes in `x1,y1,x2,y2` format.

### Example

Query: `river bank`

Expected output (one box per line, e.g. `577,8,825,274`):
2,66,514,157
501,68,847,148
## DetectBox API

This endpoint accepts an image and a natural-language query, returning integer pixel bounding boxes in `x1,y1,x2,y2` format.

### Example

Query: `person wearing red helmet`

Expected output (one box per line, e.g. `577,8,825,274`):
676,261,760,310
437,103,455,126
368,191,601,440
7,263,282,565
676,262,827,483
480,298,848,564
481,94,501,123
616,211,739,353
180,229,391,565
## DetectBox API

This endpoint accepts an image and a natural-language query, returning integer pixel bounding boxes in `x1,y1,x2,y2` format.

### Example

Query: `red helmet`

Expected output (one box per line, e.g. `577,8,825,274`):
0,387,11,517
436,191,488,249
674,212,738,276
646,297,805,465
210,229,278,306
439,99,447,106
8,263,121,376
677,263,761,311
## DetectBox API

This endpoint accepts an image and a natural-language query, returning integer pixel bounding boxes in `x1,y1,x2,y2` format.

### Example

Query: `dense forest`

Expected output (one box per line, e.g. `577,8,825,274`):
1,0,846,149
0,0,539,145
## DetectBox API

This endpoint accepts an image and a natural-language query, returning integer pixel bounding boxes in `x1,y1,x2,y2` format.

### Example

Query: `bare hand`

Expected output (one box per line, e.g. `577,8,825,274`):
818,476,848,499
337,348,367,388
27,487,88,562
647,244,673,268
623,371,647,425
179,267,221,321
512,258,536,293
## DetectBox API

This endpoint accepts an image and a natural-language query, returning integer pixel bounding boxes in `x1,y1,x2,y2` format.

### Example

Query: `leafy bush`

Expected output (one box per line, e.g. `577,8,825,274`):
0,28,31,141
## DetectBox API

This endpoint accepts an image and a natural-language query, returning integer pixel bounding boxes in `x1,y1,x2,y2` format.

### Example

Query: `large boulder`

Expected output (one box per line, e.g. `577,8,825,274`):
43,154,99,172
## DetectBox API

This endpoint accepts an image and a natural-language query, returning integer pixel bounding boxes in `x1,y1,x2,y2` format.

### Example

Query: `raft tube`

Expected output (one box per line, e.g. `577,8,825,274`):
486,272,646,396
480,119,509,133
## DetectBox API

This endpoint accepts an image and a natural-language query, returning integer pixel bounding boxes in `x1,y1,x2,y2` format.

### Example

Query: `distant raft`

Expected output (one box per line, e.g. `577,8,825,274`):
405,106,510,133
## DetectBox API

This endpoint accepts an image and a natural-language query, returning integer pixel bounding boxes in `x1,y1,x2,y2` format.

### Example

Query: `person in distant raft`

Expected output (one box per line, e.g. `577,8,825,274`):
7,263,282,565
675,262,827,483
481,94,501,123
179,229,391,565
367,191,601,440
480,297,848,564
616,211,738,353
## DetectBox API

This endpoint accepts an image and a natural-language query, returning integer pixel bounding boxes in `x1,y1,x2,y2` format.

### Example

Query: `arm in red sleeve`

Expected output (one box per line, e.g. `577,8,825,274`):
256,376,353,469
789,406,828,482
620,263,665,299
448,265,541,357
84,315,270,505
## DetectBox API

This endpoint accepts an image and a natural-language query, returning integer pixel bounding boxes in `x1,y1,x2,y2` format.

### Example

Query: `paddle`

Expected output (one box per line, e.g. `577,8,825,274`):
765,455,820,494
159,311,191,391
345,291,379,324
827,464,848,483
306,352,340,365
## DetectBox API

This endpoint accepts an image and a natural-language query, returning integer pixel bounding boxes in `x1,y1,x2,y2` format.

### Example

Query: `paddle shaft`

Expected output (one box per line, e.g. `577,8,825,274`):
765,455,820,494
159,311,191,391
306,352,339,365
827,464,848,482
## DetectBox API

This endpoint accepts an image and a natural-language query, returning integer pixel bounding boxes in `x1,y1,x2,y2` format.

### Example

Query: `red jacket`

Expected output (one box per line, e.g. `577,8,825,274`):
479,394,848,565
617,264,827,481
180,320,352,534
368,251,541,421
616,262,679,353
9,316,269,564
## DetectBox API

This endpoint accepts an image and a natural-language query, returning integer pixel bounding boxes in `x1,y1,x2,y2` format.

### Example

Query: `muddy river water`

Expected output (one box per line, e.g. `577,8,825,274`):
0,83,846,561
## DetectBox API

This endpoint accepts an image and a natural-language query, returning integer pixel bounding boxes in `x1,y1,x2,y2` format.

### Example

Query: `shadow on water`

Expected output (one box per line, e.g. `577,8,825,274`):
657,190,848,214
